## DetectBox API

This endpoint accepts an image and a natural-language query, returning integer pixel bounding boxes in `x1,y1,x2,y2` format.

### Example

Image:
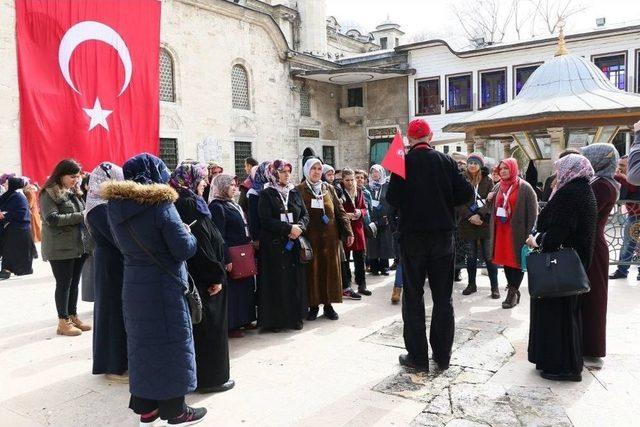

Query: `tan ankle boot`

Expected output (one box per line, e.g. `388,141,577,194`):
57,318,82,336
391,287,402,304
69,315,92,331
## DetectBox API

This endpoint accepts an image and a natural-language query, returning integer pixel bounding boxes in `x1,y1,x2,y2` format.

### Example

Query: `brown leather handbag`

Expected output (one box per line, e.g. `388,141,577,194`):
228,244,257,280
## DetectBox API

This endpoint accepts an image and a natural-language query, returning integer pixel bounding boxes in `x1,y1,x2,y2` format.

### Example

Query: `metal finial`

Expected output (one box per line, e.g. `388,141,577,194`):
555,20,568,56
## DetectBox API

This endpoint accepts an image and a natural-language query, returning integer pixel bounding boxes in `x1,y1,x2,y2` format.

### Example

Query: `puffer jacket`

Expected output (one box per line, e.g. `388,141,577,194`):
102,181,197,400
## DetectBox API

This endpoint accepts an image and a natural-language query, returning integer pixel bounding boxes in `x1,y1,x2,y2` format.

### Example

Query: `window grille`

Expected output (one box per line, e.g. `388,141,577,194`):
514,65,540,95
159,138,179,170
322,146,336,167
416,78,441,115
447,74,472,113
593,54,626,91
347,87,363,107
480,70,507,109
232,65,251,110
234,141,252,180
159,49,175,102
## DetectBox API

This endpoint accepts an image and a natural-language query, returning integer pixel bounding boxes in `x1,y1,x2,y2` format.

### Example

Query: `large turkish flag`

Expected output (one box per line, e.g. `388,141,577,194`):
15,0,161,184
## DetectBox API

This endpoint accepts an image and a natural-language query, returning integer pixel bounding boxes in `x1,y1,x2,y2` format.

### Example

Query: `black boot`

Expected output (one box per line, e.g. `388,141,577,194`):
307,306,319,321
454,269,462,282
491,286,501,299
398,354,428,372
462,283,477,295
323,305,339,320
502,286,521,309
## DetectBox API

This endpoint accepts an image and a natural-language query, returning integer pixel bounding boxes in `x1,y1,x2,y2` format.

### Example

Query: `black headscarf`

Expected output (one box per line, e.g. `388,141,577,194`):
0,177,26,207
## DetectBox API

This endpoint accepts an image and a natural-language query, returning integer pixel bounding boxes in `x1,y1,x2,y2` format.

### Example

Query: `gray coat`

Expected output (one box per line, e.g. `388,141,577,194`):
457,174,494,241
40,185,87,261
488,179,538,268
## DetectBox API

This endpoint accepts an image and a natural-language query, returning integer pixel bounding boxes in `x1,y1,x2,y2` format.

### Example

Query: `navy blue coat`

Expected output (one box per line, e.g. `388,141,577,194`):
0,190,31,231
103,181,197,400
86,204,127,376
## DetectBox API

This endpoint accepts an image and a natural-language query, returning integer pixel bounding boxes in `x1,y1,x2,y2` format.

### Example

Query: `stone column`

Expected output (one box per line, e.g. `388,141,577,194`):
473,136,487,156
465,134,475,154
502,139,512,159
547,127,565,162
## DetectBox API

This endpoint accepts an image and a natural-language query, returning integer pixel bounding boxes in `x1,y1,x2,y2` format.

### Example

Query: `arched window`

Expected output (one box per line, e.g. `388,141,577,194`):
231,64,250,110
159,48,175,102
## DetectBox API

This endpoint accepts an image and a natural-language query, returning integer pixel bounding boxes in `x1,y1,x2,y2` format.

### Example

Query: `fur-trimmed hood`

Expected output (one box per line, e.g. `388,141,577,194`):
101,181,178,204
102,181,178,225
43,184,78,204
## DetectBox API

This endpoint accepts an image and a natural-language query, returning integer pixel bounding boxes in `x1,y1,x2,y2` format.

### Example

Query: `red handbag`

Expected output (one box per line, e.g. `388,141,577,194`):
228,244,257,280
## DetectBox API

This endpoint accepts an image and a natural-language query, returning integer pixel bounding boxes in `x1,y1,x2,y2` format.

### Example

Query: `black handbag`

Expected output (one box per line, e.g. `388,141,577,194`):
125,221,203,324
297,235,314,264
526,248,591,298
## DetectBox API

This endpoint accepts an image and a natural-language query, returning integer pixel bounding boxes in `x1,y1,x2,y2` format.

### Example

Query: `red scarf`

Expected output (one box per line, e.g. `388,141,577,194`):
496,159,520,216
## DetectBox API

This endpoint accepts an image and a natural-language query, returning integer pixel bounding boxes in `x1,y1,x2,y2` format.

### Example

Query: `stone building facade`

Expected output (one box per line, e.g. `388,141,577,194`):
0,0,411,181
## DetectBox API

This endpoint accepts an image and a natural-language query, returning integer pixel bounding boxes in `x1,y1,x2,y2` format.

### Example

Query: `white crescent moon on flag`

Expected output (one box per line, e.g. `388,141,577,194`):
58,21,132,97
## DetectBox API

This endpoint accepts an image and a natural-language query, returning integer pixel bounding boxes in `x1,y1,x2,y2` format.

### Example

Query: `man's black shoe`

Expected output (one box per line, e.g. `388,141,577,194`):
540,371,582,382
307,306,319,321
434,359,450,371
398,354,428,372
358,286,372,296
609,271,626,280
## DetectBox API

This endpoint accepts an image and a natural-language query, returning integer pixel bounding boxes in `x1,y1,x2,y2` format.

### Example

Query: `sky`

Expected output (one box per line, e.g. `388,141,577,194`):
326,0,640,47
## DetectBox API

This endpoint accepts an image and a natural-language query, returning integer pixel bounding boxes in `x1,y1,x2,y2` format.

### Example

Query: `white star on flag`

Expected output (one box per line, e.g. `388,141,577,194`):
83,98,112,131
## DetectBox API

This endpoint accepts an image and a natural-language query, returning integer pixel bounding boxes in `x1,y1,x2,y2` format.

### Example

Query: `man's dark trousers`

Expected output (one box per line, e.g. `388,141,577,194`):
400,231,455,365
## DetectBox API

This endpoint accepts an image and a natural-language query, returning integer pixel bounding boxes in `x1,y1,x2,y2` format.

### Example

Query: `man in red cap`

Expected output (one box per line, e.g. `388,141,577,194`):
387,118,473,372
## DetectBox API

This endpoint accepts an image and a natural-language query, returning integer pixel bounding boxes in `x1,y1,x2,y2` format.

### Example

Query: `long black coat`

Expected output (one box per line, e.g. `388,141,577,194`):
366,182,394,259
257,187,309,329
175,192,230,388
86,204,127,375
528,177,597,375
209,199,256,330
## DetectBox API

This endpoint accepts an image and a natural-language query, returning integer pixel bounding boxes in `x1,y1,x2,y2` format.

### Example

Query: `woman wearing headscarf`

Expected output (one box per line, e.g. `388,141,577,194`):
85,162,128,382
171,162,234,393
457,153,500,299
23,182,42,244
209,174,256,338
580,144,620,369
525,160,544,200
40,159,90,336
247,161,271,243
0,177,35,280
258,159,310,331
366,164,394,276
203,161,224,204
297,158,353,321
102,153,205,425
322,164,343,198
80,173,96,303
527,154,598,382
488,158,538,309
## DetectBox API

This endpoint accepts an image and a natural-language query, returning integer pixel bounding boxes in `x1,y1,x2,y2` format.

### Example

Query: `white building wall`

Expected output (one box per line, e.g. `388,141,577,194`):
0,0,20,174
408,32,640,146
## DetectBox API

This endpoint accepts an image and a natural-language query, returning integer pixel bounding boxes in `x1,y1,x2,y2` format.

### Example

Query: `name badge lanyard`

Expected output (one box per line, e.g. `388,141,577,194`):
278,189,294,224
230,201,250,237
307,181,329,224
497,185,513,221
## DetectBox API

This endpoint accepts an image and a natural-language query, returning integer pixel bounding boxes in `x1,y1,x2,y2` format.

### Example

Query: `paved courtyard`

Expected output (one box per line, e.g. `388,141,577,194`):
1,251,640,426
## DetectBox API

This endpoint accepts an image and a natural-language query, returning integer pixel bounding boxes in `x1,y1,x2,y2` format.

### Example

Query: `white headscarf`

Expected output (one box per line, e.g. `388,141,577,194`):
85,162,124,215
303,158,324,194
369,164,387,189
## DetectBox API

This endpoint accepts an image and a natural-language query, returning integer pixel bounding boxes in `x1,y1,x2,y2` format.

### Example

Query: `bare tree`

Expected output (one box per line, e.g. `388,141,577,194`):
512,0,535,40
452,0,516,46
532,0,587,35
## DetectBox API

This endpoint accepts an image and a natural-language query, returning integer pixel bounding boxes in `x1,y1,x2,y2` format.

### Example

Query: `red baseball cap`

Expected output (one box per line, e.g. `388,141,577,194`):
407,118,432,139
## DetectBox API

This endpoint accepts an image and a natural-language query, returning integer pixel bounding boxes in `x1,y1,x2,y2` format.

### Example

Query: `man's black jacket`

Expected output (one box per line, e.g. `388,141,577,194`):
387,144,474,234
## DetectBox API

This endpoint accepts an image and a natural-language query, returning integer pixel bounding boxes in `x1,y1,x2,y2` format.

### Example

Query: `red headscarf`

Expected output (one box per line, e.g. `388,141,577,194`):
496,158,520,215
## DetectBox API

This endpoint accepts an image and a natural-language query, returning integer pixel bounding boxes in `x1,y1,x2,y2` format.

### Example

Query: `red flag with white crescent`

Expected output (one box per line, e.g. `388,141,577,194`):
15,0,161,183
382,131,406,179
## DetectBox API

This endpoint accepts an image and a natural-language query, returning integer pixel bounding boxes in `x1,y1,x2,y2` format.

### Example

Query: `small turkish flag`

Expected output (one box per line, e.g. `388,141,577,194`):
382,131,407,179
15,0,161,184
